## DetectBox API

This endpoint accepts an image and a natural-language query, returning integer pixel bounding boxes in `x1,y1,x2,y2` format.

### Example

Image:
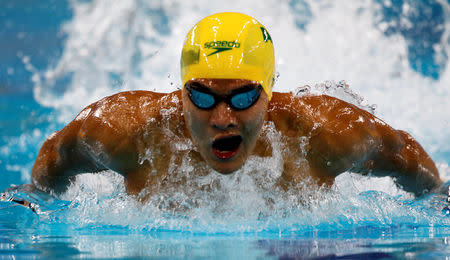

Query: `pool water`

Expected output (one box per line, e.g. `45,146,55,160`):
1,0,450,258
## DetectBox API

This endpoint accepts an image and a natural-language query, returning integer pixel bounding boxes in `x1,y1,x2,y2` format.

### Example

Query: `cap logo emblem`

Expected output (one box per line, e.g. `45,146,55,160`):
204,41,241,56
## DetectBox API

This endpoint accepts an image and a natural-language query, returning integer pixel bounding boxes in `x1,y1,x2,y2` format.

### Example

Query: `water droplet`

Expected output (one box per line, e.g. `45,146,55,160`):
337,80,347,88
442,207,450,216
294,85,310,96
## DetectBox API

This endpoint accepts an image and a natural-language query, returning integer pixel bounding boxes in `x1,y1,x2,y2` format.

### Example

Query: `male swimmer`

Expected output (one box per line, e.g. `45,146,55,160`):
31,12,442,198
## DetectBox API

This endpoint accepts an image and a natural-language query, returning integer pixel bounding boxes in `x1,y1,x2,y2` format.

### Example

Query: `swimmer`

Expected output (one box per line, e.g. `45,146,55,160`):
31,12,442,198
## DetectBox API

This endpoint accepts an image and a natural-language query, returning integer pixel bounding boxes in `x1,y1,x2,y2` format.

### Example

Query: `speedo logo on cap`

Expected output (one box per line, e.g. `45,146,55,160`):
204,41,241,56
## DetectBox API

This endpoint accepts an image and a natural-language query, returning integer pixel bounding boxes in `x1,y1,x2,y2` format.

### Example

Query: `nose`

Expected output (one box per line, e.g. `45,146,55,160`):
209,102,238,130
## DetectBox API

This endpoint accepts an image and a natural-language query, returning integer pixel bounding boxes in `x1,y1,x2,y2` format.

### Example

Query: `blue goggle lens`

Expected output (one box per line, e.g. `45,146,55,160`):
187,84,262,110
189,88,215,109
230,88,260,110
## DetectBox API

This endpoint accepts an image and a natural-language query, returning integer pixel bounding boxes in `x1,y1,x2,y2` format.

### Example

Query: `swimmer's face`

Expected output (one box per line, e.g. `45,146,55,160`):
182,78,268,174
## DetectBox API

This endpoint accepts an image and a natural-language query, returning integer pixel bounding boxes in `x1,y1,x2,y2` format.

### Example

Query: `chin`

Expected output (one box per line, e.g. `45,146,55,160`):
211,161,243,175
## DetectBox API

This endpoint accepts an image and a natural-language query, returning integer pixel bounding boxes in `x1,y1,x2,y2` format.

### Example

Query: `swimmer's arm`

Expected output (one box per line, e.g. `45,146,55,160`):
31,106,145,193
31,91,175,194
367,129,443,195
31,111,107,193
304,97,442,196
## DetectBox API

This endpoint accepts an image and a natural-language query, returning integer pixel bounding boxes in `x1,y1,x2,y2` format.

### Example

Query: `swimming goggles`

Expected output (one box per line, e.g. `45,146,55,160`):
185,83,263,110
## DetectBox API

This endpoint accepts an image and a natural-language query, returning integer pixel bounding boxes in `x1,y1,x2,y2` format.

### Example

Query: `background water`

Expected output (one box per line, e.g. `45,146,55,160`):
1,0,450,259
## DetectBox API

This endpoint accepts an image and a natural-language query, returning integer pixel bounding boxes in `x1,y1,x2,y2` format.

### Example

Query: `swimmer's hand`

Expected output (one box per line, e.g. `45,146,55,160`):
0,184,58,213
1,185,37,212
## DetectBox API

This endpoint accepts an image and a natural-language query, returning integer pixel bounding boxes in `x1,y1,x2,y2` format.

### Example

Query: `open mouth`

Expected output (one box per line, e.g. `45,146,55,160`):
212,135,242,160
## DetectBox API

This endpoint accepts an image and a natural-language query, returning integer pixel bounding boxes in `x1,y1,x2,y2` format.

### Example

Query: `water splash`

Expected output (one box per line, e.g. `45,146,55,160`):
293,80,377,114
3,170,446,234
3,121,446,234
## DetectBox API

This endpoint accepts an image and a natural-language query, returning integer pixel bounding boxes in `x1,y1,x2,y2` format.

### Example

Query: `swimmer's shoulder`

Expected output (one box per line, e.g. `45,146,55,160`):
268,92,324,136
270,91,354,108
268,92,373,136
73,90,184,134
97,89,182,109
76,90,182,120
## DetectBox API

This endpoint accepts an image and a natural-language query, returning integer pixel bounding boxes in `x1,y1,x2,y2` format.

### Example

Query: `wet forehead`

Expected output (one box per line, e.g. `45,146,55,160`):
188,78,258,94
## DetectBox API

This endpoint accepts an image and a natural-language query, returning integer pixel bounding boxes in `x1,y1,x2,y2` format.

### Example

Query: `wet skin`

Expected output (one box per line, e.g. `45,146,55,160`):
31,79,443,197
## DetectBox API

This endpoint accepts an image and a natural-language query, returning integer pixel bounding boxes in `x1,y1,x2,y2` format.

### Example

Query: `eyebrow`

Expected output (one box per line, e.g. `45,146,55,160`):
188,82,260,96
188,82,214,93
229,84,261,95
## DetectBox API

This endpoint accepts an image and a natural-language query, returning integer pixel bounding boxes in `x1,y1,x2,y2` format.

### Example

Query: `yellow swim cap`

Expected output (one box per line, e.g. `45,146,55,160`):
181,12,275,100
